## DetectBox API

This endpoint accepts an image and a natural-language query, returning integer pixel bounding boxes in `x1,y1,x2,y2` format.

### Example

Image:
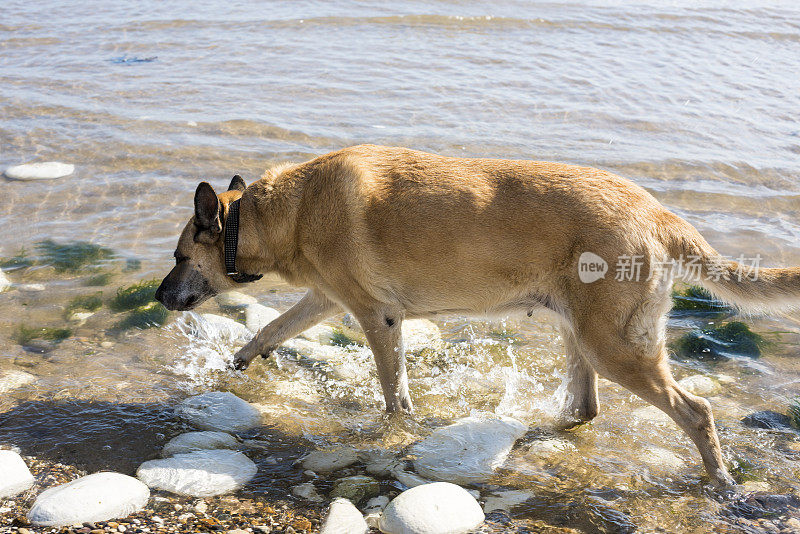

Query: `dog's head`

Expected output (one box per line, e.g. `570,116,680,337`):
155,175,248,311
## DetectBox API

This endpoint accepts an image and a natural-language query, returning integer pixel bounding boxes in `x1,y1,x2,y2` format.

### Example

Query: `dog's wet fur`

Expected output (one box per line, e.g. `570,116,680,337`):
157,145,800,487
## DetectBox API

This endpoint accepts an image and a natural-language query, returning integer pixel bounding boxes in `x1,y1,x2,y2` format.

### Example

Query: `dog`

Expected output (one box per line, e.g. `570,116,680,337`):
155,144,800,487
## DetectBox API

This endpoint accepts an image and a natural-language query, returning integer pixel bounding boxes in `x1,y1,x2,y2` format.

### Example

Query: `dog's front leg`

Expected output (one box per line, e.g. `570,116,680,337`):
355,306,413,413
233,289,340,370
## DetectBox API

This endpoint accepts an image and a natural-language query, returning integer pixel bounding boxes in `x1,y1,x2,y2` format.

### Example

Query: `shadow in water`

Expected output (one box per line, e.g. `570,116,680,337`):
0,399,310,498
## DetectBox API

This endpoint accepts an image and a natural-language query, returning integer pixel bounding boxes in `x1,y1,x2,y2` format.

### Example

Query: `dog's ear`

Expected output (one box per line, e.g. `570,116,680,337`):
228,174,246,192
194,182,222,241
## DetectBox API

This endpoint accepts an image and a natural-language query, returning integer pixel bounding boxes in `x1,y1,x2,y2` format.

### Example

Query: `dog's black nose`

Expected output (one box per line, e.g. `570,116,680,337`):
154,283,168,308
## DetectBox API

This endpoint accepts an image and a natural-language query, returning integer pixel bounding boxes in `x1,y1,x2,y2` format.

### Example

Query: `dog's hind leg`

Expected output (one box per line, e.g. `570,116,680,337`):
574,300,735,487
232,289,340,370
555,322,599,429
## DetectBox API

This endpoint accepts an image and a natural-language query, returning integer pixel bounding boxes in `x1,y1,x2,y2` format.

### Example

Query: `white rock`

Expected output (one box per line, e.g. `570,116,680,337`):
0,450,34,499
215,291,257,309
175,392,261,433
379,482,484,534
68,311,94,324
17,283,45,292
301,323,338,345
244,303,281,333
410,415,527,484
742,480,771,492
641,446,684,470
161,431,239,457
291,482,323,502
0,269,10,292
678,375,720,396
365,512,382,529
482,490,533,513
364,495,390,514
0,370,36,394
5,162,74,181
391,469,432,489
301,446,359,473
27,472,149,527
320,497,369,534
402,319,443,352
136,449,257,497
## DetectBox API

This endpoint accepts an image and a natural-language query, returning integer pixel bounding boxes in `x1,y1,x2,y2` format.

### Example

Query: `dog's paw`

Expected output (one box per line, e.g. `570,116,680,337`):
232,354,251,371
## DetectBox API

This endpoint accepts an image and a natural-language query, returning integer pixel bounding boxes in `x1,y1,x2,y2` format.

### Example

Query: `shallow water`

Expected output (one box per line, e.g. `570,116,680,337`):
2,1,800,532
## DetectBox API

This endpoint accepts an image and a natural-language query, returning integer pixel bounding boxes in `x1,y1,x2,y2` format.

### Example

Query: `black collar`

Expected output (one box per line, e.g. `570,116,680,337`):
224,198,263,284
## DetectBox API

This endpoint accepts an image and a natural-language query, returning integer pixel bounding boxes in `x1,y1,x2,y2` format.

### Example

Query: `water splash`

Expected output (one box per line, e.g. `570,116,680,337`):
165,312,253,390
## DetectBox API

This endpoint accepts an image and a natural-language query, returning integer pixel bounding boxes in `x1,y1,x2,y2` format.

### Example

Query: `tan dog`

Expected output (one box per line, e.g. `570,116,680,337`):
155,145,800,487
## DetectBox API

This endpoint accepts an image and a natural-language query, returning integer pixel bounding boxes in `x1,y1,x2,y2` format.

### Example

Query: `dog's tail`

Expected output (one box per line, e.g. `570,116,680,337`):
663,214,800,314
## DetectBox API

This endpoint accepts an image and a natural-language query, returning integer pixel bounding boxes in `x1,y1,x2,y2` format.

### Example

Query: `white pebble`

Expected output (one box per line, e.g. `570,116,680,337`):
5,162,74,180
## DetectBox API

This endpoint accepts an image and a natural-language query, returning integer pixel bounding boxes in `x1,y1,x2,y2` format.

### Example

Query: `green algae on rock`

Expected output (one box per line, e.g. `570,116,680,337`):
16,325,72,345
35,239,115,272
111,280,160,312
84,271,115,286
0,247,35,270
671,285,730,314
671,321,766,361
788,401,800,430
329,328,361,347
65,292,103,316
116,302,169,329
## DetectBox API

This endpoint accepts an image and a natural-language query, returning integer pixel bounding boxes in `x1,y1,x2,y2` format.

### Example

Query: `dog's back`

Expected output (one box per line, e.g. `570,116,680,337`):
281,144,681,316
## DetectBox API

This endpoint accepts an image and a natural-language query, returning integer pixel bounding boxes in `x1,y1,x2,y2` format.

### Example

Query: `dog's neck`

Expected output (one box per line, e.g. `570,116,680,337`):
232,166,305,283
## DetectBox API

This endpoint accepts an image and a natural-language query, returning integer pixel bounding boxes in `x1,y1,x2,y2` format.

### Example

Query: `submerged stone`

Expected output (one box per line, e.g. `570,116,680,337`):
0,449,34,499
671,285,729,314
17,283,45,292
110,280,159,312
410,415,527,484
672,321,765,361
392,469,433,489
320,498,369,534
175,391,261,433
741,410,794,431
117,302,168,330
640,446,684,470
0,269,10,292
291,482,324,502
136,449,257,497
301,323,340,345
27,472,149,527
5,162,74,180
0,369,36,394
364,495,390,514
359,448,402,477
678,374,720,396
301,446,359,473
329,475,380,504
402,319,443,353
379,482,485,534
215,291,258,309
244,303,280,332
161,431,239,457
34,239,115,273
482,490,534,513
